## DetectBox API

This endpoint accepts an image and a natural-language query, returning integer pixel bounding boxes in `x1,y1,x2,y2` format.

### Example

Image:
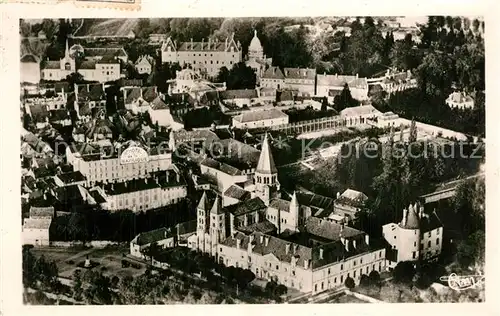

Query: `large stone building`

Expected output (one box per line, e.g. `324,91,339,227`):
382,203,443,267
161,34,242,78
316,73,369,102
189,134,386,294
42,40,121,83
65,141,172,185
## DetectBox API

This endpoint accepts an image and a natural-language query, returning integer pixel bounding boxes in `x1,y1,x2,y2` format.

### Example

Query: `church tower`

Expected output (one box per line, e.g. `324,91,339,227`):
209,195,225,257
60,39,76,73
254,133,280,205
196,191,210,252
289,191,300,231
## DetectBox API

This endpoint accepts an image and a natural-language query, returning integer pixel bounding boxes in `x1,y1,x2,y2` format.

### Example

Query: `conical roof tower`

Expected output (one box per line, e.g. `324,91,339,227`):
256,133,277,174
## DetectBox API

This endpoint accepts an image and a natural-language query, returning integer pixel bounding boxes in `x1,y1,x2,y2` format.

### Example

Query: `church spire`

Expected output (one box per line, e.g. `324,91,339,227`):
256,133,277,174
65,38,70,58
210,195,223,214
197,191,208,211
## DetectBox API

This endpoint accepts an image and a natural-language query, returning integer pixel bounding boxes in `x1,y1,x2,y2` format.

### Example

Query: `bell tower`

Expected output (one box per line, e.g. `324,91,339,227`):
254,133,280,205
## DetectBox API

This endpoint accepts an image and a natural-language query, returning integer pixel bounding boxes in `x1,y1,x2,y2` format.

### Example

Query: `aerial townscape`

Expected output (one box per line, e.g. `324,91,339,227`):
20,16,485,305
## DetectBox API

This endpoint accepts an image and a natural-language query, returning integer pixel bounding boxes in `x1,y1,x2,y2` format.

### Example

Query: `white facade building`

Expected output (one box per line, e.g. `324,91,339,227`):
316,74,369,102
161,34,242,78
232,108,289,129
382,203,443,267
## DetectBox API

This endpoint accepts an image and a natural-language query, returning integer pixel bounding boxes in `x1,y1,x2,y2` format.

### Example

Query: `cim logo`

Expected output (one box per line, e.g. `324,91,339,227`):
120,146,149,164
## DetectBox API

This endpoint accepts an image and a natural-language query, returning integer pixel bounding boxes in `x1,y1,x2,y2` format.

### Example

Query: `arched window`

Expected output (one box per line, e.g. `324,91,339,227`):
64,62,71,71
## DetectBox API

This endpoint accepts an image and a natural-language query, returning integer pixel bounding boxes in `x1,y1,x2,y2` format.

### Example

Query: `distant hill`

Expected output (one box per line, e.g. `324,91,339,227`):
73,18,139,37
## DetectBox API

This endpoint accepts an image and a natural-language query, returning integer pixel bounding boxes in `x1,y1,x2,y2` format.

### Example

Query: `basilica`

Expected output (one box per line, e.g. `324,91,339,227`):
187,134,387,294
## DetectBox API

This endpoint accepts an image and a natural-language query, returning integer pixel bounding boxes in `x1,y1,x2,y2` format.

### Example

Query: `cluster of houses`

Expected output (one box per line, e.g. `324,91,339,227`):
21,27,452,296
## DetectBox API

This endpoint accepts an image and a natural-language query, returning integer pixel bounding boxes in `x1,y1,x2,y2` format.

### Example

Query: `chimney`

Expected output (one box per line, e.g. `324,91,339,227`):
319,248,324,259
260,235,264,244
236,238,241,249
365,234,369,245
164,230,167,238
201,38,204,50
285,243,290,254
155,177,159,185
249,235,254,243
345,239,349,252
225,37,228,49
353,239,357,249
208,38,211,50
140,87,143,99
144,178,147,184
304,259,309,269
336,192,340,199
402,208,407,225
335,73,338,78
166,171,170,182
356,73,359,79
265,236,269,246
176,171,180,183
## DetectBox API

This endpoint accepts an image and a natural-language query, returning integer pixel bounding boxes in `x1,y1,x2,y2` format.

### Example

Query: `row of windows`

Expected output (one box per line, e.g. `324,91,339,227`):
315,262,382,292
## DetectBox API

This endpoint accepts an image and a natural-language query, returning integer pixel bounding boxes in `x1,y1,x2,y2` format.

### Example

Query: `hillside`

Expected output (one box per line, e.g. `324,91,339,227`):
20,38,50,58
73,18,139,37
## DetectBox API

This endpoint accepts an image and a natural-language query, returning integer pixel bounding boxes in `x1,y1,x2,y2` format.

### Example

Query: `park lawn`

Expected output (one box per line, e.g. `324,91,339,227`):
30,245,146,279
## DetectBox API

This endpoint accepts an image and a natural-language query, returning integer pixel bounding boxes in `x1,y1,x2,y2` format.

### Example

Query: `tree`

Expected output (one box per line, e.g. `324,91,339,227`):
41,19,57,40
344,276,355,289
333,83,359,111
20,19,31,37
65,72,85,86
215,66,230,84
369,270,381,285
225,62,257,90
359,274,370,287
393,261,416,284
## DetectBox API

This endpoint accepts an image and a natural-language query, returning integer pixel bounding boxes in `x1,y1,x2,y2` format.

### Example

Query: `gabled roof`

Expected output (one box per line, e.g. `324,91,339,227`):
220,231,313,266
296,192,335,212
283,68,316,80
262,66,285,80
56,171,86,184
304,217,364,240
97,54,119,64
134,227,173,246
225,197,267,216
256,133,277,174
220,89,258,100
269,198,291,212
125,86,158,104
150,96,169,110
340,105,380,117
43,61,61,69
224,185,251,201
79,60,96,69
233,108,288,124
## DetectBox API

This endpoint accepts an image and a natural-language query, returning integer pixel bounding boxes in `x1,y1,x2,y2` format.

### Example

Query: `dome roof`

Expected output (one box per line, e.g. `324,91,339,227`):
249,30,263,52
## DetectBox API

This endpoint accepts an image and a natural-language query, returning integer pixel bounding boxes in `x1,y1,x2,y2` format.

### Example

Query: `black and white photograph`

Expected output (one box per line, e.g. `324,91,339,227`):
18,16,486,305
